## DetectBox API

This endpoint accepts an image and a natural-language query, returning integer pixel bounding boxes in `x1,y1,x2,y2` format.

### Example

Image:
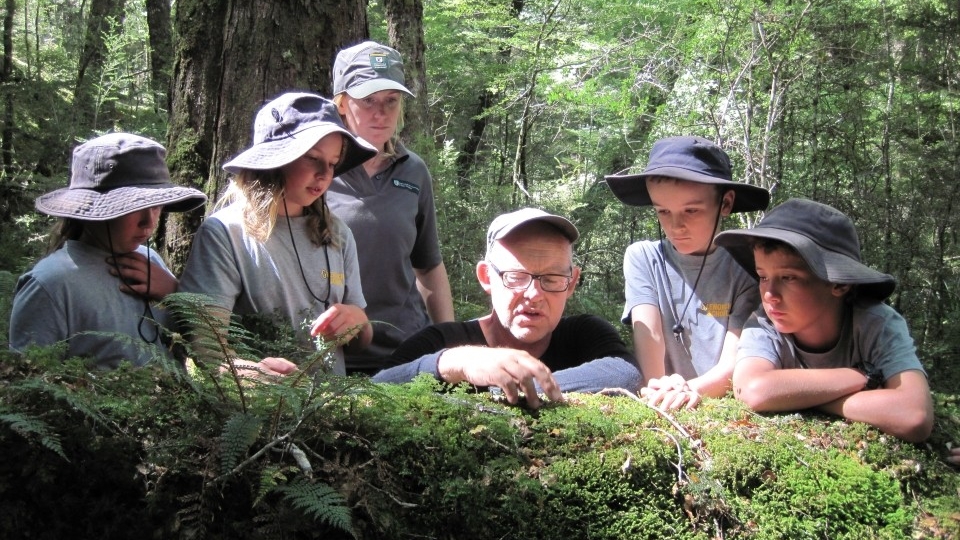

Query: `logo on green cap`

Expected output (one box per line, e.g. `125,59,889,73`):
369,52,389,71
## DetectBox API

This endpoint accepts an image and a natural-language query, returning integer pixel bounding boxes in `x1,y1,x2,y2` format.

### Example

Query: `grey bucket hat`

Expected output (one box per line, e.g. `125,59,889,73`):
605,136,770,213
333,41,414,99
223,92,377,175
486,208,579,256
35,132,207,221
714,198,897,300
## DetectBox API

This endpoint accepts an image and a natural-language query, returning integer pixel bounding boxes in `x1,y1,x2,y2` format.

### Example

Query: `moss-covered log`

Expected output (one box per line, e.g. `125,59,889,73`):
0,348,958,539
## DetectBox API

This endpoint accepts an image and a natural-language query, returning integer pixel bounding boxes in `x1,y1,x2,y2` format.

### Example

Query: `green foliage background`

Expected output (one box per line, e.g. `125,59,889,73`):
2,0,958,384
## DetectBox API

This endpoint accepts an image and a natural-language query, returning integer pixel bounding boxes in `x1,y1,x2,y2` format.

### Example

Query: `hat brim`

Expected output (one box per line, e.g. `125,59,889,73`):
223,124,376,176
715,227,897,300
605,169,770,213
344,79,414,99
35,185,207,221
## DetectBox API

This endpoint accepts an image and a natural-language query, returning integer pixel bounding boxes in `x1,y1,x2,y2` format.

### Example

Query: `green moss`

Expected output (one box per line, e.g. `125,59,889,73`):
0,351,958,539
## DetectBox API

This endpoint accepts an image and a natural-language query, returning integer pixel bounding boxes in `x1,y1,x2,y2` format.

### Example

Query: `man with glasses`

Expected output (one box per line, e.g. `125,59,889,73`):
372,208,641,408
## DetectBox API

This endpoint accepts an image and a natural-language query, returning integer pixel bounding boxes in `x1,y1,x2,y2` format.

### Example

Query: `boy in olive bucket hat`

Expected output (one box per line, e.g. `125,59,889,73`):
605,136,769,410
9,132,207,369
715,198,933,442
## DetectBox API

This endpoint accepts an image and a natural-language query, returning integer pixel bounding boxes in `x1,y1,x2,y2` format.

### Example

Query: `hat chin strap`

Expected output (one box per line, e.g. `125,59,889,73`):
102,226,160,345
658,203,722,343
281,197,331,312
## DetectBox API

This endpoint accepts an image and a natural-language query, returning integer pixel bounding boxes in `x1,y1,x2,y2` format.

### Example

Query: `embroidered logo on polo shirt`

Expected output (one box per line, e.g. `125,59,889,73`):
392,179,420,194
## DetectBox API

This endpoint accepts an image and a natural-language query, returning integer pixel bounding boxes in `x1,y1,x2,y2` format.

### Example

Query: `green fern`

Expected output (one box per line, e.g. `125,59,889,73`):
161,291,267,411
161,292,262,362
7,373,115,433
219,412,263,475
254,464,298,507
274,476,354,537
0,409,67,460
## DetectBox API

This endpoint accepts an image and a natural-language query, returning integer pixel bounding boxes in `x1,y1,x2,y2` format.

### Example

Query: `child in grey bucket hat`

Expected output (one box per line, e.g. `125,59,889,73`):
36,132,206,220
179,91,376,378
716,197,933,442
10,132,208,370
327,41,455,375
605,136,769,412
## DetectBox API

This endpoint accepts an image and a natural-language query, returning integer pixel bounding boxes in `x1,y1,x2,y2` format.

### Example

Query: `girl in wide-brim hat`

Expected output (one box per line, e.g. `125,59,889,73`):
179,92,378,377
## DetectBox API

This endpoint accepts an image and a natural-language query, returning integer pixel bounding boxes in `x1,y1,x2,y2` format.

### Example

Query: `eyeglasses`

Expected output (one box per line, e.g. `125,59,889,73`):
487,262,573,293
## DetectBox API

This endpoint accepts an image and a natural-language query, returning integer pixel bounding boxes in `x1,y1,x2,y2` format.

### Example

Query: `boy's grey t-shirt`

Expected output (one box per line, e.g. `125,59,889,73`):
326,143,443,370
9,240,174,369
178,204,366,375
622,240,760,379
737,300,925,381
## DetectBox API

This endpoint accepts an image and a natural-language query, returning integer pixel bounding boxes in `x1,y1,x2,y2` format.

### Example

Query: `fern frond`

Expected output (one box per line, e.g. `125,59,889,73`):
174,492,208,539
0,410,67,460
162,292,262,410
253,464,298,507
7,376,115,432
297,375,376,425
274,477,354,537
219,412,263,476
162,292,261,364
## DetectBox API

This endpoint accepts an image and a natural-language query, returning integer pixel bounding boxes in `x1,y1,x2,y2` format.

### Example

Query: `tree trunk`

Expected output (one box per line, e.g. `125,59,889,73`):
454,90,493,190
74,0,126,132
1,0,15,223
160,0,368,274
453,0,525,190
2,0,14,173
383,0,427,143
145,0,173,114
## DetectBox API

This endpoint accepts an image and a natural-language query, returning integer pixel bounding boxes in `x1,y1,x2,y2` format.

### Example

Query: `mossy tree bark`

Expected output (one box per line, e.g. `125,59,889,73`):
73,0,126,133
383,0,427,143
145,0,173,115
160,0,368,274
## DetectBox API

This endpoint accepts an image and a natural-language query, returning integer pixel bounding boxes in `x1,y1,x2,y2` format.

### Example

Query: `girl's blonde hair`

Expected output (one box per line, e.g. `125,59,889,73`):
332,93,404,157
219,168,338,247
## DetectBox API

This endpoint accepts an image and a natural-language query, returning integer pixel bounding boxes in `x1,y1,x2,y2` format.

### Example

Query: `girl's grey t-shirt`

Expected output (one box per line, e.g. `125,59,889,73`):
178,204,365,375
9,240,174,369
622,240,760,379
